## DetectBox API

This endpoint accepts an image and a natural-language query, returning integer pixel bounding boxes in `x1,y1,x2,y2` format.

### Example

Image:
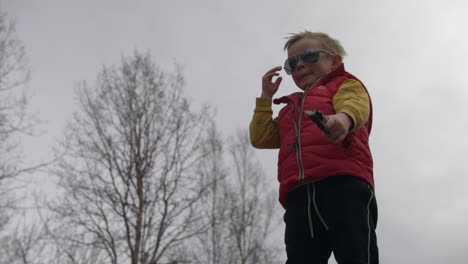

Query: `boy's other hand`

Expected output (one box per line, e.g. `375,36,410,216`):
322,113,352,144
261,66,283,98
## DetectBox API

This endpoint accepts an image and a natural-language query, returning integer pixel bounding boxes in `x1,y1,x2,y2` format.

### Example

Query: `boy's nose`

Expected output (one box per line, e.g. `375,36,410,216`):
295,60,305,71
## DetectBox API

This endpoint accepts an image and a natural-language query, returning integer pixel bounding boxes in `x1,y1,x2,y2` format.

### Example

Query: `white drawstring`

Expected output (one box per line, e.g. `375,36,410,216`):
313,183,329,230
366,185,374,264
306,184,314,239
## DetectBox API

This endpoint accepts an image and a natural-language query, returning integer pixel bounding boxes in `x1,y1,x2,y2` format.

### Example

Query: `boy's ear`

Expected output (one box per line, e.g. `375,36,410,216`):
331,54,343,70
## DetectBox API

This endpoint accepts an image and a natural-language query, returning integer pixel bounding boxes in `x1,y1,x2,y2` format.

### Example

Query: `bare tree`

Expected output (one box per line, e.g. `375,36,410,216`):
0,219,48,264
189,129,281,264
46,52,212,264
0,11,31,232
189,120,230,264
225,130,279,264
0,12,50,264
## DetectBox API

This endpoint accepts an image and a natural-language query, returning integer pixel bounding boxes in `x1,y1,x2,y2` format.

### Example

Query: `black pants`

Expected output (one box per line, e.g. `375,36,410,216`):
284,175,379,264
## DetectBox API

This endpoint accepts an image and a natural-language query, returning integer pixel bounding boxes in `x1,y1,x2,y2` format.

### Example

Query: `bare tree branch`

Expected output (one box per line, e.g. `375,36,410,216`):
46,52,212,264
187,128,281,264
0,12,52,264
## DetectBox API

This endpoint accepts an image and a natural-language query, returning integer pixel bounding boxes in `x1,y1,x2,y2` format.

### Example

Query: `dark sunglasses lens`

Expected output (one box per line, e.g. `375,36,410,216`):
301,50,320,64
284,57,297,75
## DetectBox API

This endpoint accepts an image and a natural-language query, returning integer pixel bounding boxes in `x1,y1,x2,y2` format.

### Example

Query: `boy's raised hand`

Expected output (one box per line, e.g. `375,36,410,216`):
322,113,353,144
261,66,283,98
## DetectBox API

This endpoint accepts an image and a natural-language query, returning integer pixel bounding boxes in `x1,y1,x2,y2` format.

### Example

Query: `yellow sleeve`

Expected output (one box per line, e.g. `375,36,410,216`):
249,98,280,149
333,79,370,132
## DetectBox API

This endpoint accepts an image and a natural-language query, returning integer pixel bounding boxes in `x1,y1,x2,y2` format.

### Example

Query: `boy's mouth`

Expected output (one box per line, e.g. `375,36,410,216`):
297,68,315,77
299,71,315,81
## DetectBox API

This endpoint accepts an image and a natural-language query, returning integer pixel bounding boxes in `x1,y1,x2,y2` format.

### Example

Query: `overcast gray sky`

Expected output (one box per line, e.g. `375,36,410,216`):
2,0,468,263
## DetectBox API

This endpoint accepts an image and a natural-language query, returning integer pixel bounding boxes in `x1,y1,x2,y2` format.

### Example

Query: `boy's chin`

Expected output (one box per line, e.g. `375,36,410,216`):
299,80,316,90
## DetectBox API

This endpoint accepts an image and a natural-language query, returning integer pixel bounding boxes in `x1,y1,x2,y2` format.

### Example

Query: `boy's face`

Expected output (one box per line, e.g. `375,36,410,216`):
287,37,337,90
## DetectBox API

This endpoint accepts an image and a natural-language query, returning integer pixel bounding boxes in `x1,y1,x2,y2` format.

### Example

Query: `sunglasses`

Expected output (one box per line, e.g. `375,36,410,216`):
283,48,334,75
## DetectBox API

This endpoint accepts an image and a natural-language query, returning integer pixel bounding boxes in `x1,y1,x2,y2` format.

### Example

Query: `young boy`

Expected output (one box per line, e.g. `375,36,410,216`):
249,31,378,263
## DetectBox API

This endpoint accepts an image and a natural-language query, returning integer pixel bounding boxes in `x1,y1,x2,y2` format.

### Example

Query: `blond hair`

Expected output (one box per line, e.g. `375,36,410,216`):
283,31,346,56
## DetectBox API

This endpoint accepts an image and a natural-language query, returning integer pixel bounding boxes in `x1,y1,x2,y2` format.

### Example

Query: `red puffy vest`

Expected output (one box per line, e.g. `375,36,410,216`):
273,64,374,208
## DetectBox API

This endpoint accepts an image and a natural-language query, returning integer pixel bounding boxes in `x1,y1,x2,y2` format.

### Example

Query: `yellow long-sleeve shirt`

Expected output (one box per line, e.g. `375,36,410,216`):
249,79,370,149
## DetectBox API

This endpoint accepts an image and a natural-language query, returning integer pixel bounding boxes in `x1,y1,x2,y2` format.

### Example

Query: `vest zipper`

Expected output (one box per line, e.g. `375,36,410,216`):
294,74,329,181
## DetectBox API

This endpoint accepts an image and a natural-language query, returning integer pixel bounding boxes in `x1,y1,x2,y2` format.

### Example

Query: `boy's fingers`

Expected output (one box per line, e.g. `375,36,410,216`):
323,131,344,144
266,66,282,73
333,134,346,144
321,116,348,144
263,66,282,79
323,116,334,129
262,69,282,97
274,76,283,86
325,116,345,134
262,72,280,82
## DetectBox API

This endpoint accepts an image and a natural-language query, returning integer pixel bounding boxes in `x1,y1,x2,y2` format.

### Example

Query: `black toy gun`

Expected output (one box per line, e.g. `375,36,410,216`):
304,110,330,135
